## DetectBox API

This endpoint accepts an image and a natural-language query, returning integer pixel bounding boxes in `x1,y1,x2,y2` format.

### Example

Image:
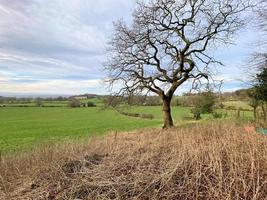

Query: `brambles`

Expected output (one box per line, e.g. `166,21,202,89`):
1,123,266,199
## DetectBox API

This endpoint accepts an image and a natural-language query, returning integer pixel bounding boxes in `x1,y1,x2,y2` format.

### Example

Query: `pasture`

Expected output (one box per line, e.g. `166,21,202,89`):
0,99,253,153
0,107,161,153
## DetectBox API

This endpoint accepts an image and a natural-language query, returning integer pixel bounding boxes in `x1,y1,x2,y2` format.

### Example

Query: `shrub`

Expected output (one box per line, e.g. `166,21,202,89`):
68,99,81,108
191,107,201,120
128,113,140,117
140,114,154,119
198,92,216,113
212,112,223,119
218,103,225,109
103,96,122,108
35,98,43,107
119,110,154,119
191,91,216,120
87,102,96,107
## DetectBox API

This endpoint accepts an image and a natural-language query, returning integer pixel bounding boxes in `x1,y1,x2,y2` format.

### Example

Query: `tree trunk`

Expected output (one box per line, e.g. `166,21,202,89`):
253,107,257,121
162,97,173,129
262,103,267,121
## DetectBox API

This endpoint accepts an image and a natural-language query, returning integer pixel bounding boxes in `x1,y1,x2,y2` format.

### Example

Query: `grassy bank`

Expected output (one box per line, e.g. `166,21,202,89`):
1,122,266,199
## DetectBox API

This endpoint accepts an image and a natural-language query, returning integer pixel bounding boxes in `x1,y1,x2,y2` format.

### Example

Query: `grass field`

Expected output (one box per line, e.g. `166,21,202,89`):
0,100,254,153
223,100,252,110
0,107,161,153
1,105,204,153
0,98,103,108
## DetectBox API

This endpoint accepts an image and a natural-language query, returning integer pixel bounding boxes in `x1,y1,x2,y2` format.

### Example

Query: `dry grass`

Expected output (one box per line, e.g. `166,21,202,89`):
1,122,267,200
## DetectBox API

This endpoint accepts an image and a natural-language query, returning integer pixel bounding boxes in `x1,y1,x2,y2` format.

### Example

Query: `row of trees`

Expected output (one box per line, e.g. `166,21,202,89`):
0,96,69,104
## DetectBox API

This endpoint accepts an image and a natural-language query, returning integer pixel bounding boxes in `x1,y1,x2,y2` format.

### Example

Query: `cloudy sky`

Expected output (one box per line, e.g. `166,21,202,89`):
0,0,260,96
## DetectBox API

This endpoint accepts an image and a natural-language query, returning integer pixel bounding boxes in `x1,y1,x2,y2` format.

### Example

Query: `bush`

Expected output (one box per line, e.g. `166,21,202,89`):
87,102,96,107
212,112,223,119
218,103,225,109
103,96,122,108
191,91,216,120
128,113,140,117
68,99,81,108
198,92,216,113
191,107,201,120
119,110,154,119
35,98,43,107
140,114,154,119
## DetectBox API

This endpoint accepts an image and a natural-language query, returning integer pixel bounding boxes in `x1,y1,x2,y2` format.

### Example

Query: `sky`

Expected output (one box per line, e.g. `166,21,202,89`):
0,0,261,97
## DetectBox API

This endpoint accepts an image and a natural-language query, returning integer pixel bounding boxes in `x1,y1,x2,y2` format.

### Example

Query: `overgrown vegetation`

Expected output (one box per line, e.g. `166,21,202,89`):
1,123,266,200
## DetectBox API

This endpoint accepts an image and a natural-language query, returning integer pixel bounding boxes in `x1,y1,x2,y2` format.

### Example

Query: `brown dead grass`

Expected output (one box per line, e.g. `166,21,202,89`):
0,122,267,200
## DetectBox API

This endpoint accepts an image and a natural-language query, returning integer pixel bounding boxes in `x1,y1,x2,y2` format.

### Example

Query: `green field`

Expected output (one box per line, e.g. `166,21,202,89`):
0,99,254,153
0,107,162,153
0,98,103,108
223,100,252,110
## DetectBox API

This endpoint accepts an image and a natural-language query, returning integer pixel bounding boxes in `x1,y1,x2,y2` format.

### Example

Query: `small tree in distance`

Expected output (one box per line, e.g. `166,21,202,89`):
35,98,43,107
68,98,81,108
254,67,267,121
106,0,252,128
191,91,216,120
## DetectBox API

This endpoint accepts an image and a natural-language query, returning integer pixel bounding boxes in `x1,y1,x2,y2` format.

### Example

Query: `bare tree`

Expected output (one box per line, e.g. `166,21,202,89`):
105,0,251,128
250,0,267,74
256,0,267,35
247,0,267,122
254,0,267,69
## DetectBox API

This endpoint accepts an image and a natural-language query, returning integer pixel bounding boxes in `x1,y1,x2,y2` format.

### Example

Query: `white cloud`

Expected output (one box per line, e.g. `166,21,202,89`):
0,0,135,95
0,0,261,95
0,78,104,95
